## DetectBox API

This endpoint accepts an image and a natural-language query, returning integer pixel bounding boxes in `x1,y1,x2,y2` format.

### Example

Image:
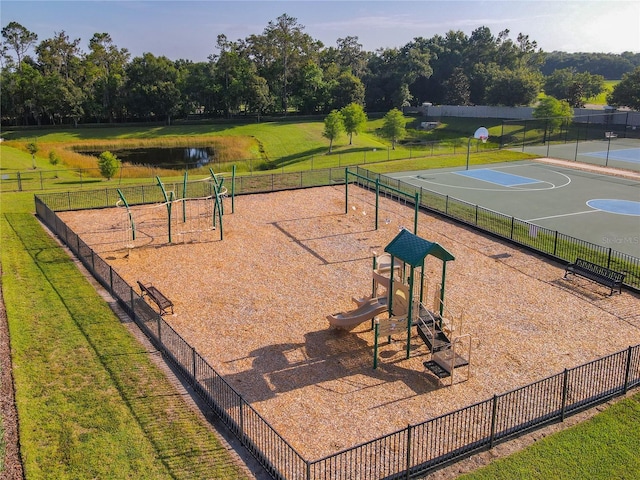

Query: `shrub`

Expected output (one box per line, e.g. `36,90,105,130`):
98,151,120,180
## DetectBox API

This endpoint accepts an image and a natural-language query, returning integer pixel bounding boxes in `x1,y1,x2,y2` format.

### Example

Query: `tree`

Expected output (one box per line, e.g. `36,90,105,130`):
124,53,181,124
444,67,471,105
26,140,38,168
246,14,322,114
340,103,367,145
607,67,640,110
380,108,406,150
98,151,120,180
544,68,605,107
330,71,364,111
485,68,542,106
533,96,573,133
84,33,130,122
322,110,344,153
1,21,38,70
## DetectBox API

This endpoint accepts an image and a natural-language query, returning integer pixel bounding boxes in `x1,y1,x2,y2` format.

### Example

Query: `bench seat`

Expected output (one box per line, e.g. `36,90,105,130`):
564,258,625,295
137,281,174,315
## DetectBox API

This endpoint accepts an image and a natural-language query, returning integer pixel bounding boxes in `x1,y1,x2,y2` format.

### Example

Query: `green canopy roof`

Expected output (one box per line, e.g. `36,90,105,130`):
384,228,455,267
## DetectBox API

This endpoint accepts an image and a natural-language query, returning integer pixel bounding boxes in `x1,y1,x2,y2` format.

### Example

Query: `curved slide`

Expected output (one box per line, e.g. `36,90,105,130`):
327,297,388,330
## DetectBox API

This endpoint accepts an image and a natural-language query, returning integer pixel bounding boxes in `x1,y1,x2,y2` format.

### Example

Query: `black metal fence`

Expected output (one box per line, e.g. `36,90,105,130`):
35,169,640,479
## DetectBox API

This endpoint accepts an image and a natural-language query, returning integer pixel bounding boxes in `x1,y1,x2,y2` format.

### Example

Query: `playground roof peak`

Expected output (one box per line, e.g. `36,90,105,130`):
384,228,455,266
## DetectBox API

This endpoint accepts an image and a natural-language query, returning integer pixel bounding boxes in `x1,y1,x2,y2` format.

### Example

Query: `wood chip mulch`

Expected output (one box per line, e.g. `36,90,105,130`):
58,184,640,460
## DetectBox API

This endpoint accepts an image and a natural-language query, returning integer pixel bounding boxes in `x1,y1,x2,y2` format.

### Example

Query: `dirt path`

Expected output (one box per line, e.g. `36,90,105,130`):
0,267,24,480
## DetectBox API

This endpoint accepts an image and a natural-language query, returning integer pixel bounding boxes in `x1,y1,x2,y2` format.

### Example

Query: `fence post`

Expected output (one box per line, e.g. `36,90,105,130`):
192,346,197,380
607,248,612,269
489,394,498,448
406,424,413,479
561,368,569,421
344,168,349,214
475,205,478,225
239,398,245,446
510,217,515,239
306,460,311,480
157,315,162,344
109,266,114,295
17,172,22,191
553,230,559,256
624,346,633,394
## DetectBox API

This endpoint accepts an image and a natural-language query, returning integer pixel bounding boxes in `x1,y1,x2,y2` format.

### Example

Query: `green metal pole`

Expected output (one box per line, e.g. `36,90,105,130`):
344,168,349,214
156,176,172,243
413,192,419,235
372,255,377,298
440,261,447,318
116,189,136,241
231,165,236,213
167,191,174,243
182,171,188,222
375,178,380,230
406,268,415,359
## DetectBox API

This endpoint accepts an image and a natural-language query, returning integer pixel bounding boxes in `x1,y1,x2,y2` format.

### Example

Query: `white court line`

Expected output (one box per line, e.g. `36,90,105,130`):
525,209,596,222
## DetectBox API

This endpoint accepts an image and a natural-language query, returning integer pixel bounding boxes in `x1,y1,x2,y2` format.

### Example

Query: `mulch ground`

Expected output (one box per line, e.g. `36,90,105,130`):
57,182,640,460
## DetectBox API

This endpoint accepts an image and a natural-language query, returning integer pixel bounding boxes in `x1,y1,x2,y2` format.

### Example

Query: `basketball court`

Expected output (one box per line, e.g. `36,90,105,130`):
387,160,640,257
520,141,640,172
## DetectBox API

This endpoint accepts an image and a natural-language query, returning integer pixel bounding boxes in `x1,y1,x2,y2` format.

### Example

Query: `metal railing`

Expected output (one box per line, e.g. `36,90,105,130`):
34,169,640,479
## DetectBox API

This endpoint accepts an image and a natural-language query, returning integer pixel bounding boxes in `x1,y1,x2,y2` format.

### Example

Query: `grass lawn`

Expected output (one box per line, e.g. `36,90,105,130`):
1,160,250,478
1,118,638,478
460,392,640,480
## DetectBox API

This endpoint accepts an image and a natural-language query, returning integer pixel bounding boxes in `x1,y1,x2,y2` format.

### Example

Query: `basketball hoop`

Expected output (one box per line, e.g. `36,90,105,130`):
466,127,490,170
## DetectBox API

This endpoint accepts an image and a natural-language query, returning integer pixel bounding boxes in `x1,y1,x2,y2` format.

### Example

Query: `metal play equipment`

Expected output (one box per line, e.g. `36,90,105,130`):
381,228,470,385
156,167,233,243
116,167,235,248
345,168,420,234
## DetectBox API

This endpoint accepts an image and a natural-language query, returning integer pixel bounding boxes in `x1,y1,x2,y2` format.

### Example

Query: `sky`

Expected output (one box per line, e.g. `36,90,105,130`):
2,1,639,62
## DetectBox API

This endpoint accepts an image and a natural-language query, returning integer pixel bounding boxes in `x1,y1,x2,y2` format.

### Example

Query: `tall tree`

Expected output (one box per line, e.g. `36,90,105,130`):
444,67,471,105
544,68,604,107
247,14,322,114
124,53,181,124
607,67,640,110
485,68,542,106
84,33,129,122
211,34,255,117
330,71,365,110
1,21,37,70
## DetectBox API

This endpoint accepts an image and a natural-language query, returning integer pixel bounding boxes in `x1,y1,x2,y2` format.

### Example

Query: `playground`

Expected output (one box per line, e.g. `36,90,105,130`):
57,180,640,460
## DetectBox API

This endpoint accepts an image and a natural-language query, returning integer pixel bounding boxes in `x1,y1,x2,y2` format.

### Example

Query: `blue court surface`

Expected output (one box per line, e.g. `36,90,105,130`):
584,148,640,163
455,169,542,186
387,161,640,257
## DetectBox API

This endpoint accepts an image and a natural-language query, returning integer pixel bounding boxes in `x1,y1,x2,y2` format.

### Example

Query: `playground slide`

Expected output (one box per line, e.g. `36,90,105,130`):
327,298,388,330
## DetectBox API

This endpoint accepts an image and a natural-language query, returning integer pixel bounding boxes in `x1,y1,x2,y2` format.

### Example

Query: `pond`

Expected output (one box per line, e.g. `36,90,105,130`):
78,146,215,170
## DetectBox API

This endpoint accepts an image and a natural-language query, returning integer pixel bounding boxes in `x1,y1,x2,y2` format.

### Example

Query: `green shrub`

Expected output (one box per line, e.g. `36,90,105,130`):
97,151,120,180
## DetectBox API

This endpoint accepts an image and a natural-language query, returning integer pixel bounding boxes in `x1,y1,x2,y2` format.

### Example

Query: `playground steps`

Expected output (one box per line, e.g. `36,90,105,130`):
414,313,451,353
423,347,470,379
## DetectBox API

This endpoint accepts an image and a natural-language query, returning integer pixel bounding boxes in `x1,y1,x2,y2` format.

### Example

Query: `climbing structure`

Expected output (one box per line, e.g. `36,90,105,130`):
383,228,471,385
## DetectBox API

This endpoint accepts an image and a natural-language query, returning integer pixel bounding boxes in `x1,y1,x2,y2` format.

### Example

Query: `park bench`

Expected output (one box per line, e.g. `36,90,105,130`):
564,258,625,295
604,131,618,139
137,281,174,315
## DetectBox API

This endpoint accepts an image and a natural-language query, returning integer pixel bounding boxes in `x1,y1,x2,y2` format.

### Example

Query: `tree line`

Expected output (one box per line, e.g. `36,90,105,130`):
1,15,638,127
